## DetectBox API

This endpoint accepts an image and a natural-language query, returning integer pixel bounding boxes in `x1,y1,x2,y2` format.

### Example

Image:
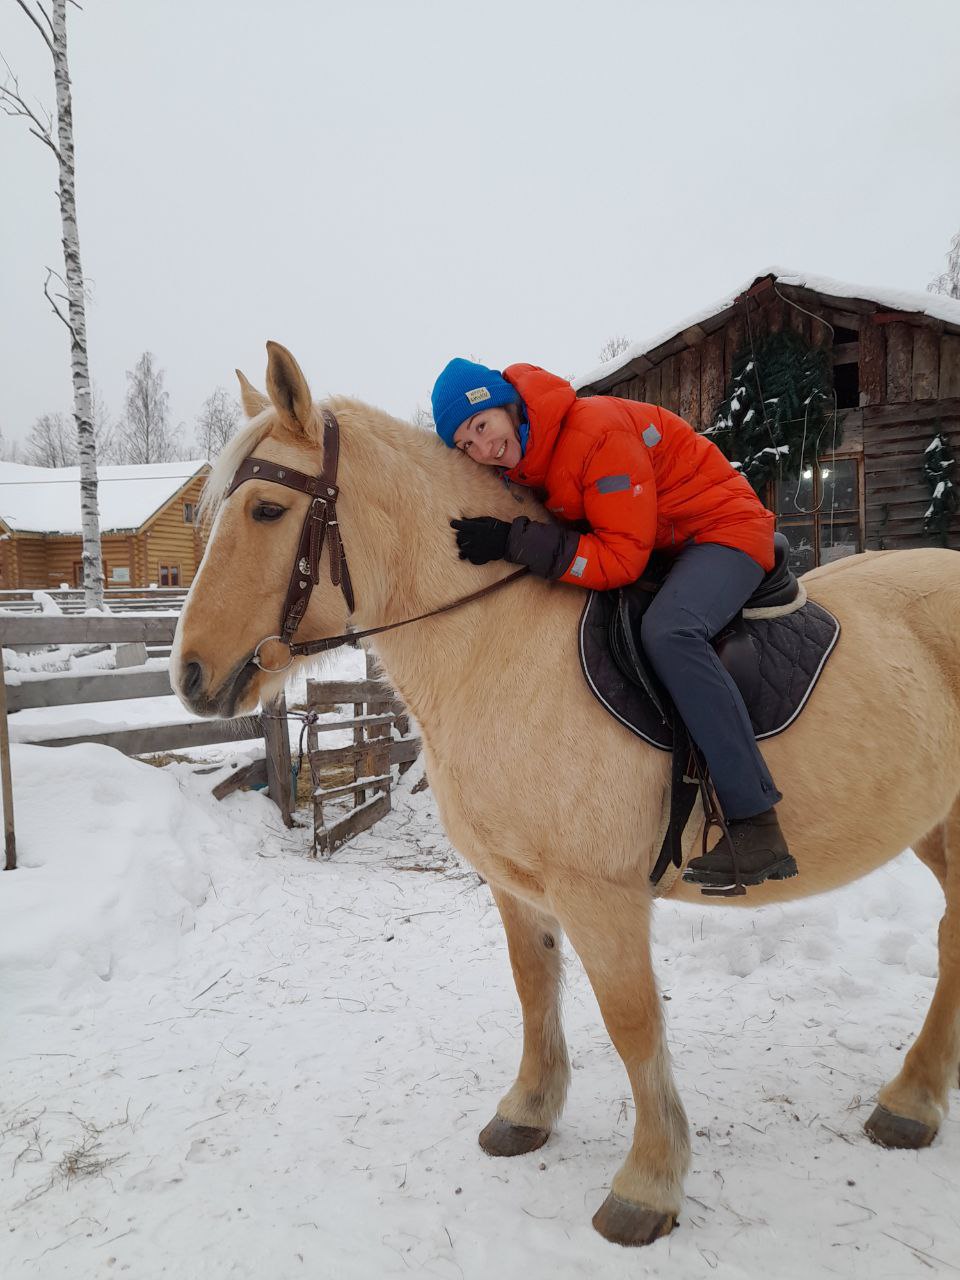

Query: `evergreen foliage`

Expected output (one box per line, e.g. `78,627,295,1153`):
921,430,959,544
707,329,838,491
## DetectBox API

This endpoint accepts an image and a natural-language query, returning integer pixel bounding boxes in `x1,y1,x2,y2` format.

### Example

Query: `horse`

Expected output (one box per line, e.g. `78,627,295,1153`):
171,341,960,1248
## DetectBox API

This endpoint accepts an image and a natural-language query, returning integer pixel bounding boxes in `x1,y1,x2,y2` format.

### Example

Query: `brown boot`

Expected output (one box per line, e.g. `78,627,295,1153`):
683,808,798,890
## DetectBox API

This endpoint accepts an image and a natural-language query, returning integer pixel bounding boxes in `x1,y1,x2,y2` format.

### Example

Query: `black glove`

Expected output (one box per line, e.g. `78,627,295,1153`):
450,516,511,565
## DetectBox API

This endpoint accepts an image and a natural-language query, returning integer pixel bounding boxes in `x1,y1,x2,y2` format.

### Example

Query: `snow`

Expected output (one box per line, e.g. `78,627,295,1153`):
575,265,960,391
0,460,208,534
1,743,957,1278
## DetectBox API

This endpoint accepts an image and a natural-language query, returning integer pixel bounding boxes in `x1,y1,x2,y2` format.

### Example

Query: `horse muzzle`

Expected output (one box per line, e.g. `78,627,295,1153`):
174,653,259,719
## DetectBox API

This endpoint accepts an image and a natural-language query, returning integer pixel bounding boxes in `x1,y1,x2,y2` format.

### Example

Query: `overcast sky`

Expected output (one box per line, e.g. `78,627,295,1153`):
2,0,959,452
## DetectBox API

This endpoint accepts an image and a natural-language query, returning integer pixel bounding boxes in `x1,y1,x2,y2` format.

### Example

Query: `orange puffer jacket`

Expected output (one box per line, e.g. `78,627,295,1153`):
503,364,775,591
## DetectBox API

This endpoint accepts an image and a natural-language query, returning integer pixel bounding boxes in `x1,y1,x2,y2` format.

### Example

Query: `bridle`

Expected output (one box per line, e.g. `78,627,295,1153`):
224,409,529,673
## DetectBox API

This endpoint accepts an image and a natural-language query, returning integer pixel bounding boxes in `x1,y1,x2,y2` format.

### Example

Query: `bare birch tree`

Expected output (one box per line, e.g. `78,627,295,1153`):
0,0,104,606
24,411,77,466
117,351,180,463
929,227,960,300
194,387,239,459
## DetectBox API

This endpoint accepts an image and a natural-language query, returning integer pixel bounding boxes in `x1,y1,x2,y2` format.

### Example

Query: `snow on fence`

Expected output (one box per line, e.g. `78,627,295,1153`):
0,612,293,871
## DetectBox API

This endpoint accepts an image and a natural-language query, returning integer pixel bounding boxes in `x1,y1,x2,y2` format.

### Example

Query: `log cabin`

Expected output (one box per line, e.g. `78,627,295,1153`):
576,268,960,571
0,460,209,589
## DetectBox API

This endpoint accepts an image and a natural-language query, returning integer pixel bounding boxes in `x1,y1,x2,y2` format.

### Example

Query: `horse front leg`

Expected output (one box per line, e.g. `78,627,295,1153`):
480,885,571,1157
547,871,689,1247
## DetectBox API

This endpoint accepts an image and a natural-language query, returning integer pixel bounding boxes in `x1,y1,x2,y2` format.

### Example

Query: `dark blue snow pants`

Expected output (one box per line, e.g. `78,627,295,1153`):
639,541,783,820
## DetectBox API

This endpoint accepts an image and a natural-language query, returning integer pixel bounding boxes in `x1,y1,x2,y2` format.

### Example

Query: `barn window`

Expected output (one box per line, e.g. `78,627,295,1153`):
183,502,196,524
159,564,181,587
831,324,860,410
775,456,862,574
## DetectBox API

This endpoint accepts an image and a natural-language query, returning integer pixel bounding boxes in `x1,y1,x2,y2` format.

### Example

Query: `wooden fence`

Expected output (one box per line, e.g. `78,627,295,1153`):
0,612,293,870
305,669,420,857
0,615,423,871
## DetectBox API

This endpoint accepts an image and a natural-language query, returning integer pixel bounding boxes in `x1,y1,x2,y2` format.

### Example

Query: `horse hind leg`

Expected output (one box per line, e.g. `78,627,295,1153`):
479,886,570,1157
865,802,960,1148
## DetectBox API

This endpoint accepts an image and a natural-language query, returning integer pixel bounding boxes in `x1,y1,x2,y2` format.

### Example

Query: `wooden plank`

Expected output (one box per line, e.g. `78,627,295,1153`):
724,315,745,385
859,318,885,405
658,355,679,414
831,342,860,366
16,715,263,754
262,693,293,827
911,326,939,400
309,737,420,770
862,398,960,428
6,666,173,712
314,773,392,801
306,678,398,705
644,364,661,405
0,658,16,870
212,758,269,799
315,792,391,856
311,712,395,734
699,330,725,429
885,322,913,403
0,616,178,645
678,347,701,427
940,336,960,399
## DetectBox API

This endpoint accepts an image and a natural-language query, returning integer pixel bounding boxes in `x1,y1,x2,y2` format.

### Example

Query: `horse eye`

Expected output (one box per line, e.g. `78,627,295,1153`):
252,502,286,523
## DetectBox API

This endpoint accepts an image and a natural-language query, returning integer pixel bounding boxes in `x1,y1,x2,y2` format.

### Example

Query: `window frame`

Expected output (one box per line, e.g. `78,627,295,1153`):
769,453,864,572
158,563,181,588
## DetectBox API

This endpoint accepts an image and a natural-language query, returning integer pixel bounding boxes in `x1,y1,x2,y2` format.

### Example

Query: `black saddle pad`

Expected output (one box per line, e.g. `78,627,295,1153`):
579,582,840,752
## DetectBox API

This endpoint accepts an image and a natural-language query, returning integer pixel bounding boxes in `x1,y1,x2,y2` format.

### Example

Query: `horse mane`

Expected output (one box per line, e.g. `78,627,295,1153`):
200,395,543,533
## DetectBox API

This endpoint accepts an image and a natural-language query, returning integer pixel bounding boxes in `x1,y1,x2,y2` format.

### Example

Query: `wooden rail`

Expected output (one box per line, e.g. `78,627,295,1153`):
0,612,293,871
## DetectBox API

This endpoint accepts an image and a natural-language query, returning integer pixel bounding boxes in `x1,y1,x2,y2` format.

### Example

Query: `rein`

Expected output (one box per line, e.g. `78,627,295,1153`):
225,409,530,672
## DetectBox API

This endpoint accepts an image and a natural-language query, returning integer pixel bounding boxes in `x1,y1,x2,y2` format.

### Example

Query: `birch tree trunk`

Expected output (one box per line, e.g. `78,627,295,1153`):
51,0,103,608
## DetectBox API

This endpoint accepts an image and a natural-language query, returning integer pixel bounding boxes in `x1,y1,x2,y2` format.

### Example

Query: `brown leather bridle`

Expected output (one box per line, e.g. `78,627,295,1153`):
225,409,529,673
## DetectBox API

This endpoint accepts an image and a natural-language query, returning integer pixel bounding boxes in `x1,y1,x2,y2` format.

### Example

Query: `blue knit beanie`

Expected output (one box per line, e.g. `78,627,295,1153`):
431,358,520,448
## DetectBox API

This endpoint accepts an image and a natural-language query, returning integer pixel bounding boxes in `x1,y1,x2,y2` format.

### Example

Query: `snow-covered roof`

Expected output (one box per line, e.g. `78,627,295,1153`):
0,460,209,535
575,266,960,391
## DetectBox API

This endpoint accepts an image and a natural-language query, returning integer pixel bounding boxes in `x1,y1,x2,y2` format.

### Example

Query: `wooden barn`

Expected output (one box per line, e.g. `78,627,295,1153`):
576,269,960,572
0,460,209,590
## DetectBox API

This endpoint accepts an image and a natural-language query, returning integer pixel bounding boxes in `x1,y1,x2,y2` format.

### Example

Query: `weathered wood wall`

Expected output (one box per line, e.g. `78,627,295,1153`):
587,280,960,553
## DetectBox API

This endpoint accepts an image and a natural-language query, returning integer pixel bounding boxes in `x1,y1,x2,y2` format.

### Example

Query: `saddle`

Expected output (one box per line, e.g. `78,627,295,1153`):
578,534,841,887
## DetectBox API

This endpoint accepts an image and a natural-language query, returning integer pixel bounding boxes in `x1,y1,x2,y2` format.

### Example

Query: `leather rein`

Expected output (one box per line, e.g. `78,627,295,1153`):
224,409,529,673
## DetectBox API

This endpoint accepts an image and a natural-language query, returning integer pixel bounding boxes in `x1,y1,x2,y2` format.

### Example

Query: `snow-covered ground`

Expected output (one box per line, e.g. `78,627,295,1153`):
1,743,957,1279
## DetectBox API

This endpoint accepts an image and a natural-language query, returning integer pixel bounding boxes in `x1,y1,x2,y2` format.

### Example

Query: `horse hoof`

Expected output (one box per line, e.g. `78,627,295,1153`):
478,1115,549,1157
591,1192,677,1247
864,1104,937,1150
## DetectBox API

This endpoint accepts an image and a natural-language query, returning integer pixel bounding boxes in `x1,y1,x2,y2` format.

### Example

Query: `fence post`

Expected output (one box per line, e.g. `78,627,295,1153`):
263,692,293,827
0,656,16,870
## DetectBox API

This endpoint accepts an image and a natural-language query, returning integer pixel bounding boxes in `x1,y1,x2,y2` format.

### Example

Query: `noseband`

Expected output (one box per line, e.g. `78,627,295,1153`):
225,409,528,672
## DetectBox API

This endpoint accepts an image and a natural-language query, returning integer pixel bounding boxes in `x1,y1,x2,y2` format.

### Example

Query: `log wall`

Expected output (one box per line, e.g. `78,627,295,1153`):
583,281,960,553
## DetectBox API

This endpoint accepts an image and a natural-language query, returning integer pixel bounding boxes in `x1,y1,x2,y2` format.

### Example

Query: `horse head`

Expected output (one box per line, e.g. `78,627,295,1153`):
171,341,368,718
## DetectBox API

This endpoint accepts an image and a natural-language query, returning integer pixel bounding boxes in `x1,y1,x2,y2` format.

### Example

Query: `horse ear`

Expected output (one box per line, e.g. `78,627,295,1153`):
265,341,316,438
235,369,269,418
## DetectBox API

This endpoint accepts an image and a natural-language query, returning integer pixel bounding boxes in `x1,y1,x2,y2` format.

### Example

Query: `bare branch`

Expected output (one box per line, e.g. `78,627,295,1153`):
0,58,61,158
43,267,76,340
36,2,55,40
13,0,55,57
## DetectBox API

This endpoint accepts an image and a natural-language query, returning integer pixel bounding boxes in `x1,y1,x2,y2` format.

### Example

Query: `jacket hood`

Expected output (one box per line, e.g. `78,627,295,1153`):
503,364,577,486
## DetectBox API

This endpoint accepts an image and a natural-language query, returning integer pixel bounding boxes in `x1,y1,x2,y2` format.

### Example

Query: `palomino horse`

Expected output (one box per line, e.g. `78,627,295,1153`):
172,342,960,1248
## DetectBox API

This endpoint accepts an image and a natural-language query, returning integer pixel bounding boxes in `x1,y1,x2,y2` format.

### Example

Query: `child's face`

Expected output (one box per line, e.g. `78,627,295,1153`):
453,407,521,469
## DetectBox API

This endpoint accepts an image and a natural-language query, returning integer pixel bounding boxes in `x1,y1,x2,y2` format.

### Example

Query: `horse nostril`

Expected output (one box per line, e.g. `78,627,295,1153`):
181,660,205,701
